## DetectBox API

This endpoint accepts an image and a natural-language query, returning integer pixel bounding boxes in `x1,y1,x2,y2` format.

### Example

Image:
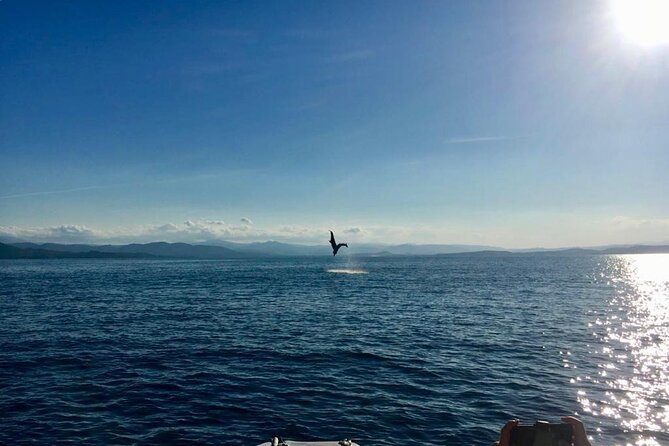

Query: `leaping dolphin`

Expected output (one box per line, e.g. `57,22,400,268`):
329,231,348,256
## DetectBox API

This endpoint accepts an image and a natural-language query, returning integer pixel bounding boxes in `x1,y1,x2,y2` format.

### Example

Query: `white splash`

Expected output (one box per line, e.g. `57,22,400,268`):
326,268,368,275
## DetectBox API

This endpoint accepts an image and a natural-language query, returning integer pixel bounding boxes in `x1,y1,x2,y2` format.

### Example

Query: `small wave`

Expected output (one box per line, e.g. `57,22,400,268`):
326,268,368,274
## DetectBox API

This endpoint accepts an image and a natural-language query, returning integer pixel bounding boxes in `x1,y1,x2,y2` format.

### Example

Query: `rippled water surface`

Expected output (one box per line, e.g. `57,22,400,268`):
1,254,667,445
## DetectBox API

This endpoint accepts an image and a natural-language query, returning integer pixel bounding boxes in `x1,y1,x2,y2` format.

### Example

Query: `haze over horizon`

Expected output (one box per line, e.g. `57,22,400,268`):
2,1,668,249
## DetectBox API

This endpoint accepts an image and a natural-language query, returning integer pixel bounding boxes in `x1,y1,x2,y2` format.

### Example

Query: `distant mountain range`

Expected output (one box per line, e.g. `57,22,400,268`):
2,242,248,260
202,239,503,256
2,240,669,260
0,242,156,259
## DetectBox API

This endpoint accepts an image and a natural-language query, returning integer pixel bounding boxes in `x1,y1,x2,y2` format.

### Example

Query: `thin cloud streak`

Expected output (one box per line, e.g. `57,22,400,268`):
0,173,228,200
0,185,110,200
445,136,507,144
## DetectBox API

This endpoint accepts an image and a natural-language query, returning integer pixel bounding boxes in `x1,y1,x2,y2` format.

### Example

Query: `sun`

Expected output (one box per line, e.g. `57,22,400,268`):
612,0,669,47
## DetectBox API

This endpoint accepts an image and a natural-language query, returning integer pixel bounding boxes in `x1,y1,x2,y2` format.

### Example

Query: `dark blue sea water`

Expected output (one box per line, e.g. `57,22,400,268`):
1,254,668,445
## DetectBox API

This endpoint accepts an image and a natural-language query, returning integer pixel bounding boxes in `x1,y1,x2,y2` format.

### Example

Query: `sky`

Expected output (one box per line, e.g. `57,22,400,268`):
1,0,668,248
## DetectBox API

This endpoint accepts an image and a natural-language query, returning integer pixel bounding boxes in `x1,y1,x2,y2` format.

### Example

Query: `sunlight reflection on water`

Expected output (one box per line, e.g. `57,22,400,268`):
583,254,669,446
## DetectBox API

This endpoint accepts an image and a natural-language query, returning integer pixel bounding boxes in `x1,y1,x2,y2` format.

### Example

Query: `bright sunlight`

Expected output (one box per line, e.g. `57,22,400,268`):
612,0,669,46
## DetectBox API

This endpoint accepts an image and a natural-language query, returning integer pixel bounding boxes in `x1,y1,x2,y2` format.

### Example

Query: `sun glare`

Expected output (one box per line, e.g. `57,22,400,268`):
612,0,669,46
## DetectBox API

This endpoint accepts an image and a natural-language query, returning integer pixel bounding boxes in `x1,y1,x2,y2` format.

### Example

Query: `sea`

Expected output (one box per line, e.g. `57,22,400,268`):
1,254,668,445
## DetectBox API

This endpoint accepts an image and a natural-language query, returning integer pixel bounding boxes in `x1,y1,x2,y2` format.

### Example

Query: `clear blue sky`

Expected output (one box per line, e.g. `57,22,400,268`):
1,0,668,247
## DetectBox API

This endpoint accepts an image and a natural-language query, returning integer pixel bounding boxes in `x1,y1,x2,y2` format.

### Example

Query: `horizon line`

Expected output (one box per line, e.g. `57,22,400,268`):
3,238,668,252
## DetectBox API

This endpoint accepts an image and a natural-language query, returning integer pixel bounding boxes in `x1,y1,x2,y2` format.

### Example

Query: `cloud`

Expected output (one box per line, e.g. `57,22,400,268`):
445,136,507,144
611,215,669,228
5,216,665,247
154,223,179,232
150,220,237,241
0,224,100,243
53,225,94,236
0,174,225,201
0,222,459,246
609,215,669,243
0,221,237,245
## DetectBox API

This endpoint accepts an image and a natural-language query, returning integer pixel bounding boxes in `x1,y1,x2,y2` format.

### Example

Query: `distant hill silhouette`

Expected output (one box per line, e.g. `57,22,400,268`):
441,245,669,257
3,241,669,260
9,242,248,259
206,240,330,256
597,245,669,255
204,239,503,256
0,242,155,259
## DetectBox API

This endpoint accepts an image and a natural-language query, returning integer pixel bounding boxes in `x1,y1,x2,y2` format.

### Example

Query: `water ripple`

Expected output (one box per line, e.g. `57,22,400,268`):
1,255,667,445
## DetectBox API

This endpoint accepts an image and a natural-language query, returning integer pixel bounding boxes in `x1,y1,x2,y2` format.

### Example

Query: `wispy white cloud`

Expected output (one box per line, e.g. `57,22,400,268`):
0,185,110,200
0,174,228,201
445,136,507,144
0,221,316,245
0,221,387,245
611,215,669,228
3,215,667,247
0,224,101,243
608,215,669,243
0,220,495,246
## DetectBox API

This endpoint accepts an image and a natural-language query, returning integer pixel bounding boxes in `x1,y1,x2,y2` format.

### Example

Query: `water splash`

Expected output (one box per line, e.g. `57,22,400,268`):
326,268,368,274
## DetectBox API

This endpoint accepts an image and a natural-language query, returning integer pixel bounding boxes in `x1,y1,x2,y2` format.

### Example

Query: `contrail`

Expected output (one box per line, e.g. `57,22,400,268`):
445,136,507,144
0,173,225,200
0,185,108,200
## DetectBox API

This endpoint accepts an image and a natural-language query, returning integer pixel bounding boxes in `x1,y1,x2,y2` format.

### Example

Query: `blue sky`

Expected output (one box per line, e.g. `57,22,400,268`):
1,0,668,247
